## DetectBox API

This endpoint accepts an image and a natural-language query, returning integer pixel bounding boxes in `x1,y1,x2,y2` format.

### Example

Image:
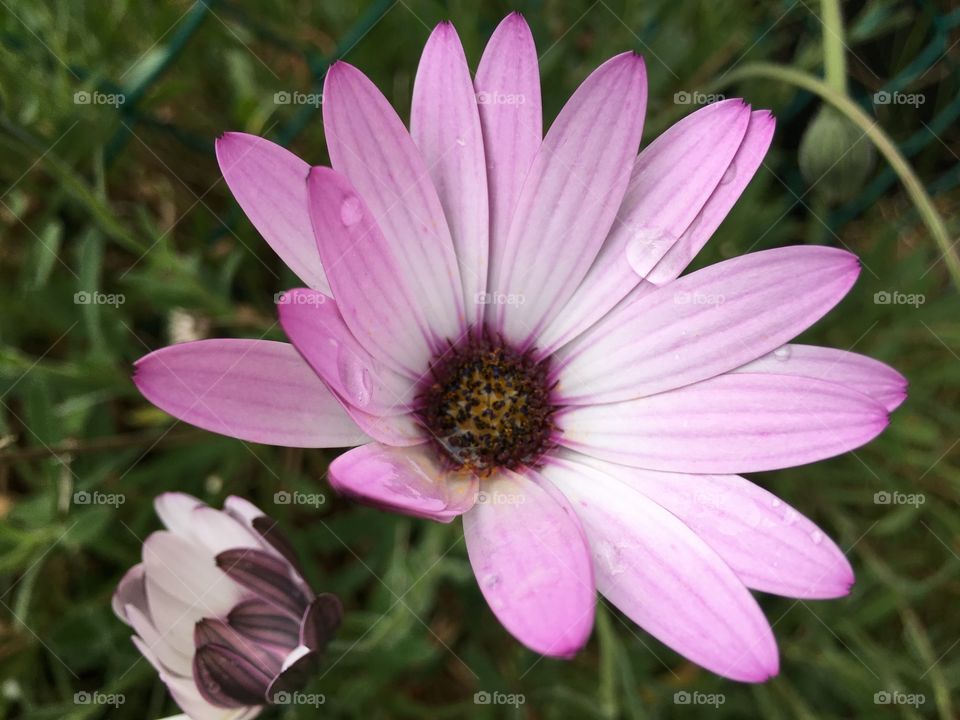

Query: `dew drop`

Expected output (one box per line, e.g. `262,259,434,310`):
336,347,372,408
810,530,824,544
773,345,792,362
339,196,363,226
381,456,431,500
625,227,678,276
596,539,627,576
720,160,738,185
481,574,504,608
455,136,466,147
770,498,782,509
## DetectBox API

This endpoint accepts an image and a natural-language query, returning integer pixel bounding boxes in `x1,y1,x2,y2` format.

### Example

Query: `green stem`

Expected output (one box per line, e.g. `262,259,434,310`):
820,0,848,94
0,428,204,465
709,63,960,289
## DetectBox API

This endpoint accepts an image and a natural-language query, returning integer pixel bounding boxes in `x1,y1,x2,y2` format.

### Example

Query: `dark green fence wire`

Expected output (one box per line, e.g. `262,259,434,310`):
1,0,955,243
105,0,215,161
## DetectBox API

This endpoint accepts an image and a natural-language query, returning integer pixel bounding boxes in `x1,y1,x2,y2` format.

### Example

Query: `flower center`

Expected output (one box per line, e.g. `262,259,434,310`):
419,337,555,473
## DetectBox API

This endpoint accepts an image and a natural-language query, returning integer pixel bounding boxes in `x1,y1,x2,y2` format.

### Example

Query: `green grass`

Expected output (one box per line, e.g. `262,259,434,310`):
1,1,958,718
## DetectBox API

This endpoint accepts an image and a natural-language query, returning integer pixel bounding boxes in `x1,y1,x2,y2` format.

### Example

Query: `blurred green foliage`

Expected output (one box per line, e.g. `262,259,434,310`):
0,1,958,718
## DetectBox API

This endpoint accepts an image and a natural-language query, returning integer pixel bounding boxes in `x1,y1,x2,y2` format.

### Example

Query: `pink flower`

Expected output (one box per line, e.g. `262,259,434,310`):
113,493,342,719
134,14,905,681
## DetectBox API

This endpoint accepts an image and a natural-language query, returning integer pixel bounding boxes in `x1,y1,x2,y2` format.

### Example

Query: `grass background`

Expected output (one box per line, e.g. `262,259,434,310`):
1,0,958,718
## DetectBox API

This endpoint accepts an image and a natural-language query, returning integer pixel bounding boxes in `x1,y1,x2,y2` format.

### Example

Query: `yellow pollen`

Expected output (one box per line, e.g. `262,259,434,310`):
420,341,554,472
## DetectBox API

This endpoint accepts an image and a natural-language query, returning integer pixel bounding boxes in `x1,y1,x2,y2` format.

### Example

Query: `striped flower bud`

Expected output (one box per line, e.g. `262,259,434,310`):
112,493,341,718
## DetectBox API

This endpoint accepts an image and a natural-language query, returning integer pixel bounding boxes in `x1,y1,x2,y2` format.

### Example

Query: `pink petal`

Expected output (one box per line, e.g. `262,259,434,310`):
339,406,427,448
216,132,329,293
569,452,854,598
188,505,264,556
277,287,418,413
645,110,776,284
134,339,369,448
161,672,257,720
142,531,241,611
271,289,425,447
112,563,148,623
491,52,647,347
223,495,265,526
130,635,164,676
537,99,752,353
412,22,490,326
323,62,465,343
475,13,542,305
328,443,478,523
733,343,907,411
542,455,778,681
141,532,243,655
126,604,193,677
558,373,889,473
555,246,861,404
154,492,203,537
146,575,209,657
463,468,595,658
305,167,451,376
140,579,200,657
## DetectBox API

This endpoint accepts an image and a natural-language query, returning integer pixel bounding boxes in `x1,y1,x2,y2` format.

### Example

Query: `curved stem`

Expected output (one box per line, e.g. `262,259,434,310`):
710,63,960,288
820,0,848,94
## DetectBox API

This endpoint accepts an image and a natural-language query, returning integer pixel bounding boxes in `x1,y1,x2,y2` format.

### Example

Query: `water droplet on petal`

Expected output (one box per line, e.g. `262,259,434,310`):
625,226,679,276
340,196,363,227
720,160,738,185
596,539,627,577
770,498,782,508
336,347,372,408
380,455,432,500
810,530,824,544
455,136,466,147
481,574,504,608
773,345,792,362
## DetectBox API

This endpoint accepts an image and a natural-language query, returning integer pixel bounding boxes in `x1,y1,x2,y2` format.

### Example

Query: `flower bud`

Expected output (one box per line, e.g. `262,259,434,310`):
798,106,874,202
113,493,341,717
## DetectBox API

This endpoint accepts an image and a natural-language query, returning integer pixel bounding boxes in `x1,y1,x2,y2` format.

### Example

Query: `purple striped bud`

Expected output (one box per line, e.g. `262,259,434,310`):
112,493,341,718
